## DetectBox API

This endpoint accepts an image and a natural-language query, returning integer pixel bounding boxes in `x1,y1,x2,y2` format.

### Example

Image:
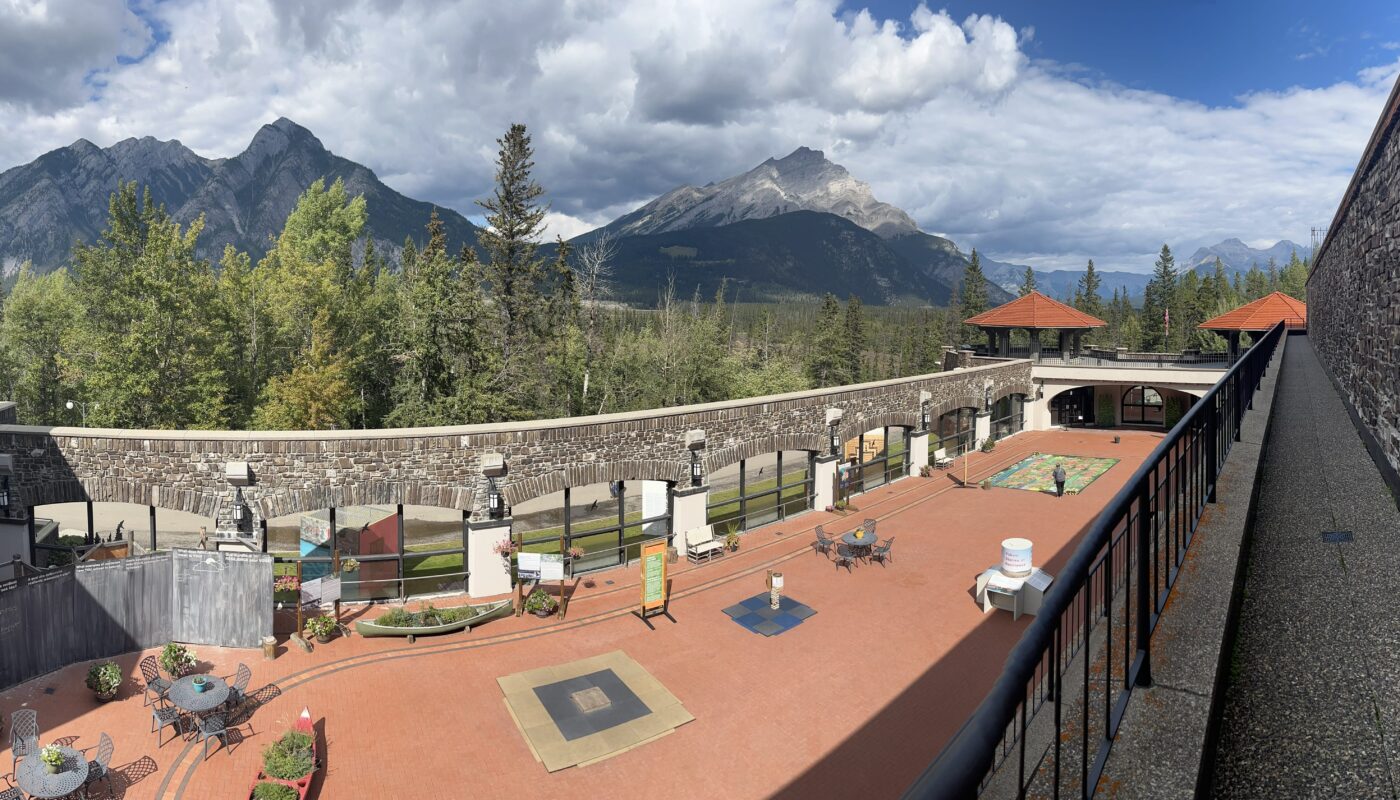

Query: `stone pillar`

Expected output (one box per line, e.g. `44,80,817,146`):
1073,331,1083,358
466,517,512,598
909,431,930,475
1227,331,1240,364
814,454,838,509
1058,330,1070,356
999,329,1011,356
671,485,708,546
985,327,996,354
1028,329,1042,360
975,411,992,448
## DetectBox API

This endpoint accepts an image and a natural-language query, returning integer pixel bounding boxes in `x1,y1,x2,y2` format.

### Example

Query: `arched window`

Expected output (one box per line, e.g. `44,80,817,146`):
1122,386,1164,425
992,394,1026,440
932,407,977,457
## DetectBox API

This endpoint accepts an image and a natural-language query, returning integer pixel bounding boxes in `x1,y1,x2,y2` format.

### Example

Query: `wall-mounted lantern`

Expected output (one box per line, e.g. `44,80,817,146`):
685,429,706,487
231,486,247,522
919,390,932,431
825,409,844,456
488,477,504,519
0,476,10,518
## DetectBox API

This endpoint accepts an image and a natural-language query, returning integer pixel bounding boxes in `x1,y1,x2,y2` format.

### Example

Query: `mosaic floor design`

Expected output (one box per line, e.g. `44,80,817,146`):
499,650,694,771
721,594,817,636
985,453,1120,494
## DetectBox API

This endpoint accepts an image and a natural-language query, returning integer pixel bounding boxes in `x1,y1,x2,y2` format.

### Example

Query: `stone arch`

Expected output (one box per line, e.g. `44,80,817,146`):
927,394,984,423
22,477,227,520
254,482,474,521
837,411,921,447
703,433,826,475
991,382,1038,407
502,459,685,508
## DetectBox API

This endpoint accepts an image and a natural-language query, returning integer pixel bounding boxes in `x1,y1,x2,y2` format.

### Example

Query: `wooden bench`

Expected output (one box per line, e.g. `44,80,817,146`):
684,525,724,564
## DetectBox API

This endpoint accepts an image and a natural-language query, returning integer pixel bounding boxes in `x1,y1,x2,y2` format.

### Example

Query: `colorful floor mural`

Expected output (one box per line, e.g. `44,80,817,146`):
985,453,1120,494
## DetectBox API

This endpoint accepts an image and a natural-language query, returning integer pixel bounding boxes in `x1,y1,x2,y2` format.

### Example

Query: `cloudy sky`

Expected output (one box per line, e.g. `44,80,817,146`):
2,0,1398,272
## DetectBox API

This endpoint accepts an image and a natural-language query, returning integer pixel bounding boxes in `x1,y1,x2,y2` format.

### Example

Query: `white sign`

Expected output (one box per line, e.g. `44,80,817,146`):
540,554,565,581
517,552,542,577
300,575,341,606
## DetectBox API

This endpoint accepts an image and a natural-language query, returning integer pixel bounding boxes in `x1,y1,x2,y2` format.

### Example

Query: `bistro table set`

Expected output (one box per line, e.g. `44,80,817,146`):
145,657,251,761
5,709,113,800
813,519,895,572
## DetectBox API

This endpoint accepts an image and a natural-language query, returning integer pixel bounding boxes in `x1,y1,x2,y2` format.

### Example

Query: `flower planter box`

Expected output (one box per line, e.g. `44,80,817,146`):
352,599,512,639
247,708,318,800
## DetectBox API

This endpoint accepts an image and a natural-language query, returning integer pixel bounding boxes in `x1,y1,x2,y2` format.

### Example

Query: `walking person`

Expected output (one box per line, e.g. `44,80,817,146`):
1053,463,1068,498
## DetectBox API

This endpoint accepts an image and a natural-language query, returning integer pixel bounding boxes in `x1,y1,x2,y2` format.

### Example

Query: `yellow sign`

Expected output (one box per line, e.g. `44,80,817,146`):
641,539,667,612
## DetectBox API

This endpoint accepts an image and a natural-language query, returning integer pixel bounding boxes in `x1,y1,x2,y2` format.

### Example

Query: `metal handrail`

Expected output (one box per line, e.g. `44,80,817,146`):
905,320,1285,799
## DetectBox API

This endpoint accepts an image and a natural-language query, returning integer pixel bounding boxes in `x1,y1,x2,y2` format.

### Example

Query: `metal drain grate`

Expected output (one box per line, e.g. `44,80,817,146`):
1322,531,1354,543
43,687,55,695
604,580,615,586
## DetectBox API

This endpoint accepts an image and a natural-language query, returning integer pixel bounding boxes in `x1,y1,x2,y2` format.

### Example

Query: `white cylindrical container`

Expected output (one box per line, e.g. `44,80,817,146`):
770,572,784,609
1001,538,1033,577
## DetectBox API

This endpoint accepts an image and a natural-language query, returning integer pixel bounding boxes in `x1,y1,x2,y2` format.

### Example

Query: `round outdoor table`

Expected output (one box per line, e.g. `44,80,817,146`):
17,745,89,799
841,530,876,554
168,674,230,714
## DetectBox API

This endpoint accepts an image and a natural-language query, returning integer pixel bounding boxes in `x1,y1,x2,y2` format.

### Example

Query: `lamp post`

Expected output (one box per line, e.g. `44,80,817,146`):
690,450,703,487
64,400,97,427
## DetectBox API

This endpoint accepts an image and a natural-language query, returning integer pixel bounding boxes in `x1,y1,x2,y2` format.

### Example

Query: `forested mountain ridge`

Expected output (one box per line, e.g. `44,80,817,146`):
0,118,477,273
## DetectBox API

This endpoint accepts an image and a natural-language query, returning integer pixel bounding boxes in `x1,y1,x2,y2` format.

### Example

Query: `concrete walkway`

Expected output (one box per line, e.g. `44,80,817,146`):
1211,336,1400,798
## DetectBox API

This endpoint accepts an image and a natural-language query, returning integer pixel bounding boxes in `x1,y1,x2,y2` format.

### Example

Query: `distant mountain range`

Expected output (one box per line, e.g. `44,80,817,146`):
0,119,1304,308
0,118,476,273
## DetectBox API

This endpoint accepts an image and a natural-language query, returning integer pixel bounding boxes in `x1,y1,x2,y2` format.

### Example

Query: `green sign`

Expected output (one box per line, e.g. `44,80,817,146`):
641,542,666,608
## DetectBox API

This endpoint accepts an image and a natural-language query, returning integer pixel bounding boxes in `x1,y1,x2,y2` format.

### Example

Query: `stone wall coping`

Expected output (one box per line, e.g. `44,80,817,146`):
0,360,1025,443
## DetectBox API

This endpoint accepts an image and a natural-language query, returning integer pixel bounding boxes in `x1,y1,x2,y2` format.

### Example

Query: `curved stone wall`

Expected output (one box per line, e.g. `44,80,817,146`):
0,360,1033,522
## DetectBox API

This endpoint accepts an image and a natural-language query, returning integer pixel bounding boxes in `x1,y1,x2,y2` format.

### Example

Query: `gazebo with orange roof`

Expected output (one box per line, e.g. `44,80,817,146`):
1199,291,1307,362
964,291,1108,360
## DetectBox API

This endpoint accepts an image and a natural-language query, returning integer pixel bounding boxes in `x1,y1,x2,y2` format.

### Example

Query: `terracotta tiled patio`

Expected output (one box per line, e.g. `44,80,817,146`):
0,429,1164,800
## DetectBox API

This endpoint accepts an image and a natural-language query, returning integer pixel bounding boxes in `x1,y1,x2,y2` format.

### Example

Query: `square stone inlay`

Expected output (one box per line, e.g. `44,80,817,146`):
533,669,651,741
571,686,611,713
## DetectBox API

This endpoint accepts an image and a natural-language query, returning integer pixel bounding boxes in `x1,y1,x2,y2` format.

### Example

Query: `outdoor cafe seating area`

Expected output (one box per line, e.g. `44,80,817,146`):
812,519,894,572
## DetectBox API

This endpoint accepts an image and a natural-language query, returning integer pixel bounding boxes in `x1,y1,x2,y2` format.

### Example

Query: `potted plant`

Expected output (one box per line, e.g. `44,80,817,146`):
192,675,209,694
981,436,997,453
524,588,557,618
85,661,122,702
919,464,934,478
493,539,518,562
160,642,196,678
39,744,63,775
304,615,336,644
725,531,740,551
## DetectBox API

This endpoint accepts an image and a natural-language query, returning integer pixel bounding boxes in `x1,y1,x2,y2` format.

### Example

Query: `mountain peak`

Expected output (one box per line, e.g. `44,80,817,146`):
597,146,918,240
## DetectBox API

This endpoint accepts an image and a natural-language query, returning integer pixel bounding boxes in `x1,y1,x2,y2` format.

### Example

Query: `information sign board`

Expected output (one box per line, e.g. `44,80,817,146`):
640,539,667,612
539,553,565,581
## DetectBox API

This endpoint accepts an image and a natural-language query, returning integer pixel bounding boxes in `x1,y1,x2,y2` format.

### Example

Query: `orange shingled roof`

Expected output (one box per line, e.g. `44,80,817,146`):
963,291,1107,329
1199,291,1307,331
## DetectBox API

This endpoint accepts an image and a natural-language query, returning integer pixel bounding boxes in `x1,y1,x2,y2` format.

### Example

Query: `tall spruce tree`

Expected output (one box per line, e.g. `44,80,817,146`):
477,123,555,417
1076,259,1103,320
960,249,989,343
1019,266,1037,296
1141,244,1177,352
843,295,867,383
806,293,847,386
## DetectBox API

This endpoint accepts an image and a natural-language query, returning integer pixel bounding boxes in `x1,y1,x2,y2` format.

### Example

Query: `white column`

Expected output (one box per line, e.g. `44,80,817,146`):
909,432,930,474
642,480,669,539
670,485,708,547
467,518,512,598
813,455,838,510
975,411,992,448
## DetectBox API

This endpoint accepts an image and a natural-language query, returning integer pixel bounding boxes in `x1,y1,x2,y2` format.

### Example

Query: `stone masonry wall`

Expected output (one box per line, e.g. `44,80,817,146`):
1309,87,1400,475
0,361,1033,523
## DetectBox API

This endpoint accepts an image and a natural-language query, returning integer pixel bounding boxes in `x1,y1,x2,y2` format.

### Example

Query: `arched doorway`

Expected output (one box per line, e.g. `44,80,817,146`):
931,407,977,460
706,450,816,535
1050,387,1096,427
992,393,1027,440
513,480,673,575
841,426,912,495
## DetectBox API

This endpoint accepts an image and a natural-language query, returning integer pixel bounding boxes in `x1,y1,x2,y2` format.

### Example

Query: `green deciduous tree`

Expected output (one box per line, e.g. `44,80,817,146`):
0,265,81,424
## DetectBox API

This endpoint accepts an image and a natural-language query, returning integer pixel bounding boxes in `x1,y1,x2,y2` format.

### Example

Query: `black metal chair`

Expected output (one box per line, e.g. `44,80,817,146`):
861,518,878,539
8,708,37,779
812,526,835,557
225,663,252,711
83,731,114,798
871,537,895,567
834,544,857,573
151,699,185,746
0,782,20,800
140,655,170,706
195,713,230,761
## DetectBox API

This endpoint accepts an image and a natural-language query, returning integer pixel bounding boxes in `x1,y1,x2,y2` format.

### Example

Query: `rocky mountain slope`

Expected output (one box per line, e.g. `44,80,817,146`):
0,118,476,272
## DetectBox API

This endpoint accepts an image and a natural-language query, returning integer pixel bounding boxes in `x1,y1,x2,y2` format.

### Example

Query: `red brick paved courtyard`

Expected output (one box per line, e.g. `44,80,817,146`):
0,429,1163,800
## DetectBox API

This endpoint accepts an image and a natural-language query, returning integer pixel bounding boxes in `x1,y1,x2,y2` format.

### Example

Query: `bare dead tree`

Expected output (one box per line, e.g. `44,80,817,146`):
575,232,616,405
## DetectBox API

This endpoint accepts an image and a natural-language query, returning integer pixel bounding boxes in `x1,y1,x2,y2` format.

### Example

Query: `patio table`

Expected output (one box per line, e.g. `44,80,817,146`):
841,529,877,557
17,744,89,799
168,674,230,715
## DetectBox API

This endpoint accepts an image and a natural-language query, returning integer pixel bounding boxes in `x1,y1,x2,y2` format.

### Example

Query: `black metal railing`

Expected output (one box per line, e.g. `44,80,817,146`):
905,320,1284,800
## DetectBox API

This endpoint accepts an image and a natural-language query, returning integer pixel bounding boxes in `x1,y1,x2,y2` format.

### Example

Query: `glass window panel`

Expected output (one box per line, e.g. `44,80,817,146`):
402,552,464,597
514,489,566,546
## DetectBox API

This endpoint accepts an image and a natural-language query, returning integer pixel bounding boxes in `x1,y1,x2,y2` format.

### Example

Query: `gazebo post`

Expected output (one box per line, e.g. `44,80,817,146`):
1028,328,1042,360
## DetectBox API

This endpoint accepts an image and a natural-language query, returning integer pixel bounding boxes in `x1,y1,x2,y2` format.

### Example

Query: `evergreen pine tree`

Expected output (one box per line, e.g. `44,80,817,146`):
843,295,867,383
1076,259,1103,320
1141,244,1177,352
806,293,847,386
1019,266,1037,296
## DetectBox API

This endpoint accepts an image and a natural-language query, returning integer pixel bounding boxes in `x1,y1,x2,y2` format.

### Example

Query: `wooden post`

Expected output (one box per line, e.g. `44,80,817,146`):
295,560,304,636
558,520,567,620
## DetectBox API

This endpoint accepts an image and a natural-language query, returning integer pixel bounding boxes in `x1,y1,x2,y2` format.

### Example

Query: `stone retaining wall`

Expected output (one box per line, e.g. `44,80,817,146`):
1310,78,1400,476
0,362,1033,523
